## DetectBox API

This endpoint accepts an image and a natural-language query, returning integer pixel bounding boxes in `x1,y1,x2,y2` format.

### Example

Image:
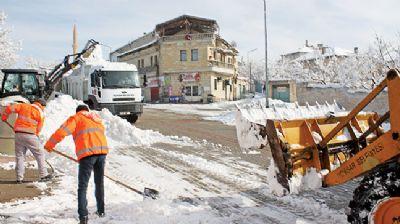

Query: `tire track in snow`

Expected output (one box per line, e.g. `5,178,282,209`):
116,145,346,223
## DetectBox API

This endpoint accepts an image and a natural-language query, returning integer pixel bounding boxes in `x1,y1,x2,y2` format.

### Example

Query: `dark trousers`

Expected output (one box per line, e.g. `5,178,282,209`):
78,154,106,220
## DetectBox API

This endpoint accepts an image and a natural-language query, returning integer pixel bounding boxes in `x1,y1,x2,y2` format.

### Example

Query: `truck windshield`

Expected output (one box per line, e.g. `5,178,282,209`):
1,73,39,97
101,71,140,89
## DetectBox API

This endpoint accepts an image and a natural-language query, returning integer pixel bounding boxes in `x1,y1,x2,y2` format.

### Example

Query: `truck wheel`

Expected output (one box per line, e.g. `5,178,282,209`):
347,161,400,224
127,115,138,123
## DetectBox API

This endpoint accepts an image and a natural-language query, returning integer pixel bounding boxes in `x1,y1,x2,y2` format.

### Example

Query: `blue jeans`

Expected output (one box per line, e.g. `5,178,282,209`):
78,154,106,220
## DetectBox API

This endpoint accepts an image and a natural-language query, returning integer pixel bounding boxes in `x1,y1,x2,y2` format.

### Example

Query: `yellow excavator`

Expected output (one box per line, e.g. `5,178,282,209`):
263,68,400,224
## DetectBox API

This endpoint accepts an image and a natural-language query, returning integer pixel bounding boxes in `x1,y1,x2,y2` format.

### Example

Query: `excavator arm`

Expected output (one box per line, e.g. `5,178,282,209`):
43,39,99,100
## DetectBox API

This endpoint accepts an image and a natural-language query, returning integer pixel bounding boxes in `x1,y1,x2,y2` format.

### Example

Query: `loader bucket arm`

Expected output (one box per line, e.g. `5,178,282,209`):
324,69,400,186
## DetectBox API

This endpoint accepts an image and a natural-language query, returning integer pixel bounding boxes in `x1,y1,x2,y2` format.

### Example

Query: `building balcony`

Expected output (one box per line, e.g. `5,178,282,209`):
208,60,234,69
161,33,215,42
208,60,235,75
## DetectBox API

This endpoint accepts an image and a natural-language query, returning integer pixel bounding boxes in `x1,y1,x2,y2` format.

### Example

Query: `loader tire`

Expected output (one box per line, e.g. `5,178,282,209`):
347,161,400,224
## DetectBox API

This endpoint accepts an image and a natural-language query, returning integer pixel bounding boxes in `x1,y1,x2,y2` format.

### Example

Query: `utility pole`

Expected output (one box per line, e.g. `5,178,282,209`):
263,0,269,107
247,48,257,94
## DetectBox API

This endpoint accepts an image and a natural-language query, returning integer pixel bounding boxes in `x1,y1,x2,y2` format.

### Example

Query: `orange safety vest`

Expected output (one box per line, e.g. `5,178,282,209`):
45,111,108,160
2,102,44,136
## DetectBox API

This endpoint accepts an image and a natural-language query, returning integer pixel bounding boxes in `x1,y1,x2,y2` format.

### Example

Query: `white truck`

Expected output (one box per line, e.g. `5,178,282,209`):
61,60,143,123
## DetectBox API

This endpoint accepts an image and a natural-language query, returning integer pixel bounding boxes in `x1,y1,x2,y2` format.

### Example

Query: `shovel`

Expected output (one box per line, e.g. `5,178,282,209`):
52,149,159,200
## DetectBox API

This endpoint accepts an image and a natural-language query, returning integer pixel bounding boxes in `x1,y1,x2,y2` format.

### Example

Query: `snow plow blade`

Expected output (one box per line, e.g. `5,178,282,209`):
265,112,382,191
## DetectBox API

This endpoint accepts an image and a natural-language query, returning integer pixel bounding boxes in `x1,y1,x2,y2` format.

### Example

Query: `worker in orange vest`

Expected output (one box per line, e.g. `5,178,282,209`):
44,104,108,224
1,99,51,183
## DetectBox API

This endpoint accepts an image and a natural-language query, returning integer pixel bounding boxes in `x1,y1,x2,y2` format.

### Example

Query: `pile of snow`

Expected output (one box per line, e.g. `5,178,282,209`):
265,159,323,196
40,95,194,154
84,45,137,71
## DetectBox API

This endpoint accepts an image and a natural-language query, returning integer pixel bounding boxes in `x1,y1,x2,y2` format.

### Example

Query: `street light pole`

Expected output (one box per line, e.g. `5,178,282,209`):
263,0,269,107
247,48,257,94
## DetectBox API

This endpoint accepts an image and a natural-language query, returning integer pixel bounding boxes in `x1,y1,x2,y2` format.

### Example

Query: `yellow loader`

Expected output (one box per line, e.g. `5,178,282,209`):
265,69,400,224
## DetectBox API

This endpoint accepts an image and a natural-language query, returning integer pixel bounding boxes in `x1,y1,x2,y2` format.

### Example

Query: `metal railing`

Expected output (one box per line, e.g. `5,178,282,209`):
208,60,234,69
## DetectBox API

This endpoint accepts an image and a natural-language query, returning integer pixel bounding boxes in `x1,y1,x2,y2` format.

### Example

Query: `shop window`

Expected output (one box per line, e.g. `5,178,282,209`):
192,86,199,96
180,50,187,61
185,86,191,96
191,49,198,61
214,79,218,90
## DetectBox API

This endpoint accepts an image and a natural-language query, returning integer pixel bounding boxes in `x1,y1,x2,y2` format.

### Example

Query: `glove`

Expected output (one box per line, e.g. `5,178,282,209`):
44,143,53,152
1,115,7,122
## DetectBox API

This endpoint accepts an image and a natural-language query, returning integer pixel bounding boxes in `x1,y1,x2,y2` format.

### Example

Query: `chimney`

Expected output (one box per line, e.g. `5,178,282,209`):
354,47,359,54
321,47,326,55
305,40,309,47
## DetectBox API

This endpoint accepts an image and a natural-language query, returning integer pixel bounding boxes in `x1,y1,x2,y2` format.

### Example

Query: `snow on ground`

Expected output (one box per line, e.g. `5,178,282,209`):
0,95,349,224
145,94,271,126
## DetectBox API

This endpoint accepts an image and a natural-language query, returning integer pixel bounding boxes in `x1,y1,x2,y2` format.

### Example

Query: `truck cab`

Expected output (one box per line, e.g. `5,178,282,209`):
0,69,45,102
62,62,143,123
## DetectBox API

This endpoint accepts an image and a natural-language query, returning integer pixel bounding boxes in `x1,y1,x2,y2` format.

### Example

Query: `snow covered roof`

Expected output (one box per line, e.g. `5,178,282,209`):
116,39,158,58
111,32,159,57
292,47,354,62
282,42,355,62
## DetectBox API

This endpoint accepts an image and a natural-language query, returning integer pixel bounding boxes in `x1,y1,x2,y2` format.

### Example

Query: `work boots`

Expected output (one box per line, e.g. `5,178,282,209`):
79,216,88,224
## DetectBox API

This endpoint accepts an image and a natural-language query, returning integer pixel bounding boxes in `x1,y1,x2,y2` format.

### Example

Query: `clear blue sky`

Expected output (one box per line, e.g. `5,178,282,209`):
2,0,400,64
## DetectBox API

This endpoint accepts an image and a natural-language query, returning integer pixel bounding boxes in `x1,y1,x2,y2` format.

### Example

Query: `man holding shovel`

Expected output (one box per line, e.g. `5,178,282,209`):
1,99,51,183
44,104,108,224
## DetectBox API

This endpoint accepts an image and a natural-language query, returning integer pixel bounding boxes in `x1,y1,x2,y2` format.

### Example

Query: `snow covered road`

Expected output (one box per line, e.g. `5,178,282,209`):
0,97,354,223
0,143,350,223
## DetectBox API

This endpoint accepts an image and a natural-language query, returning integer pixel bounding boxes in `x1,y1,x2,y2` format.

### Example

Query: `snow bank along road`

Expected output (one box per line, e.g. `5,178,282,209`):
0,96,354,224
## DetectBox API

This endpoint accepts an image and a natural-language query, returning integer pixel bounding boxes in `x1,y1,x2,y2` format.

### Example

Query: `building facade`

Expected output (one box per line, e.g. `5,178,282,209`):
111,15,247,103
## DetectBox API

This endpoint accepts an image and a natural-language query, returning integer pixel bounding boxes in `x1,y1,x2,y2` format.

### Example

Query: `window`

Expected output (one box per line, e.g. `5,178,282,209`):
214,79,218,90
192,86,199,96
228,58,231,64
185,86,191,96
2,73,38,96
180,50,187,61
213,51,217,60
137,60,140,68
154,55,158,65
191,49,198,61
90,72,96,87
141,59,144,68
150,56,153,66
222,80,225,90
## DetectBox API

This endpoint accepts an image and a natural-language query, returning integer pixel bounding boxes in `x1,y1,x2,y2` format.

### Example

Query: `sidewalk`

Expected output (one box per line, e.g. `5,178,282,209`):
0,155,54,203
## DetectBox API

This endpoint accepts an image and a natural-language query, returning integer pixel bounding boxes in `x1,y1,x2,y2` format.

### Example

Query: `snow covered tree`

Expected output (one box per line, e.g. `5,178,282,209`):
25,56,57,71
0,11,21,69
0,11,21,82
